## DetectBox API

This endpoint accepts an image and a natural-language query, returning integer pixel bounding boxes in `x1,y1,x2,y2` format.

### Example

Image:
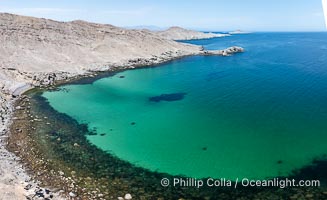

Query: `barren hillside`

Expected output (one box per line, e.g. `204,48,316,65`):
0,13,202,93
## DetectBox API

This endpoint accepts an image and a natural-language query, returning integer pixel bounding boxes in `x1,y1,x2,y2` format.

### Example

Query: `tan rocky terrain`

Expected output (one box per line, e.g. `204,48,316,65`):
0,13,243,199
156,26,229,40
0,13,204,94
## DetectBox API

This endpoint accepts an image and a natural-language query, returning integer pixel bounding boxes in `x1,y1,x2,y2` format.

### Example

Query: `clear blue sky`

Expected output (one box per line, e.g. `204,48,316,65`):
0,0,325,31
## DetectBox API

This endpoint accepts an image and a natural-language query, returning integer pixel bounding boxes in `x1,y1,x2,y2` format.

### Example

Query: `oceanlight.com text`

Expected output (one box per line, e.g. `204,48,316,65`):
160,178,320,189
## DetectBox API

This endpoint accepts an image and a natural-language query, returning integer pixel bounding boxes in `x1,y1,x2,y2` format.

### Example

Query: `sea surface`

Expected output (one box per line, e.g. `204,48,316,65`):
43,33,327,180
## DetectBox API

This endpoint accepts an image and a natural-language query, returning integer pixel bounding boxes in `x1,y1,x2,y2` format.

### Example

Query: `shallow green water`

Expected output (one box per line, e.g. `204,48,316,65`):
43,33,327,180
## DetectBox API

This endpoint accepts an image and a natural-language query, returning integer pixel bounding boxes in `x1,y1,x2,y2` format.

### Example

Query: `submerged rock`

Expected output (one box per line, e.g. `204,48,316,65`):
124,193,132,200
149,93,187,102
69,192,77,197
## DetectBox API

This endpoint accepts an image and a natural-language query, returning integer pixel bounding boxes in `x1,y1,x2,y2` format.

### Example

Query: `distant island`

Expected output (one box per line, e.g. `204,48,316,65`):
228,30,251,34
155,26,230,40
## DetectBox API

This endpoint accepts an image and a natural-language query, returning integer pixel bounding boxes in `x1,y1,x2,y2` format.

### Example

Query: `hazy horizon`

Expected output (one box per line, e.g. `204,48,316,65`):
0,0,326,32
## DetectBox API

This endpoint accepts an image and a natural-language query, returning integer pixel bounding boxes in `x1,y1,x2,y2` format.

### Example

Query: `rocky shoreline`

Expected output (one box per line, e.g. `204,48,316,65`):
0,96,65,200
0,47,243,200
7,71,327,200
3,48,327,200
0,12,248,199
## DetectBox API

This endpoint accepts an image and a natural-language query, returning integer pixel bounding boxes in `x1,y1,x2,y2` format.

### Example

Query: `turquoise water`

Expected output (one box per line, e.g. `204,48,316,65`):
43,33,327,180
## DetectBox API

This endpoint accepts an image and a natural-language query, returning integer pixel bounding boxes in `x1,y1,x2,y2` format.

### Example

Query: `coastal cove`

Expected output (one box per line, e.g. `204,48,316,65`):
8,33,327,199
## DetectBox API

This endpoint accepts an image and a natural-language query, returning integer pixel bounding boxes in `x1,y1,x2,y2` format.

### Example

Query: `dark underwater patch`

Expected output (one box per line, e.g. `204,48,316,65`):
149,92,187,102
